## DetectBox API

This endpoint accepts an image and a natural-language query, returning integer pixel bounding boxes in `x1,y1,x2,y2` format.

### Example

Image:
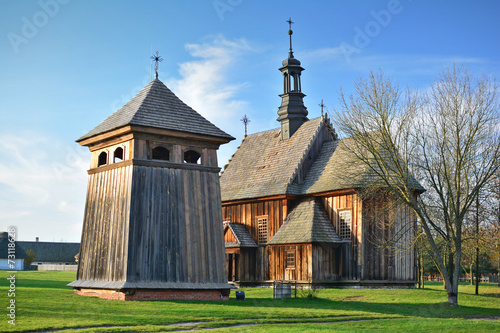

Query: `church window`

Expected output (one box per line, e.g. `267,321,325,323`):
184,150,201,164
286,250,295,268
97,152,107,167
339,210,352,241
152,146,170,161
113,147,124,163
257,216,268,244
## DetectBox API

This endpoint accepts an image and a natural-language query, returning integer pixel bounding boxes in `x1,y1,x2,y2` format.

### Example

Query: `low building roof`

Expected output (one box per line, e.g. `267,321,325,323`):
78,78,234,142
225,223,258,248
0,232,27,259
17,241,80,263
268,198,343,245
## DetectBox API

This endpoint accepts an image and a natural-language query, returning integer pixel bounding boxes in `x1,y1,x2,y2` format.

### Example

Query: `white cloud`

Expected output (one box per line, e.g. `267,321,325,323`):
0,132,88,241
166,35,256,166
0,36,261,241
167,35,253,132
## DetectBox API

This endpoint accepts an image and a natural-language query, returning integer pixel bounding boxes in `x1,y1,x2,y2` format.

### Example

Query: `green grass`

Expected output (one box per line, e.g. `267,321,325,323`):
0,271,499,332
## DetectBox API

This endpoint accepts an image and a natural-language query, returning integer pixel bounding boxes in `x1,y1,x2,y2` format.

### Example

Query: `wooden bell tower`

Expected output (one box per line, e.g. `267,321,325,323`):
69,70,235,300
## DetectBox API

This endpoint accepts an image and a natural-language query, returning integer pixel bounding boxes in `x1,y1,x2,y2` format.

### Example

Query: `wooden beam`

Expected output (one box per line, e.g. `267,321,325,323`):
222,194,297,206
78,125,232,146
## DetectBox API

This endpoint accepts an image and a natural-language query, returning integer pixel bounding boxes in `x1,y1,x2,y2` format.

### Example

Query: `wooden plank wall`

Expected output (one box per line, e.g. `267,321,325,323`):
269,245,312,281
393,201,417,281
361,195,417,281
322,194,360,280
312,244,339,281
77,165,132,282
224,229,237,243
222,200,283,242
126,165,227,284
239,249,257,281
221,200,284,281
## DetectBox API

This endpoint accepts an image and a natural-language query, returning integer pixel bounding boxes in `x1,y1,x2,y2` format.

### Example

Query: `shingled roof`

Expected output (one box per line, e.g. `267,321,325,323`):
220,117,325,201
17,241,80,263
0,233,27,259
220,119,424,202
301,137,425,194
224,223,258,248
78,78,234,142
268,198,343,245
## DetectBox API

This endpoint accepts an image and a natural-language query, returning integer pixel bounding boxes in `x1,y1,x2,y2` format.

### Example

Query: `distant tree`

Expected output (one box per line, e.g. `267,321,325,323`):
335,66,500,306
24,249,36,265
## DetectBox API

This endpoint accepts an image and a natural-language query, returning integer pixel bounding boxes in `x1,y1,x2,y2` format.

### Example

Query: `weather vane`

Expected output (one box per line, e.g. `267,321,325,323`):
319,99,325,116
151,50,163,79
241,114,251,137
286,17,294,57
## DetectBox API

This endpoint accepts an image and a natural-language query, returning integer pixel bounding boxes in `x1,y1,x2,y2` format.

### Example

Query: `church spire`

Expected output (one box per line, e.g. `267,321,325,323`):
151,50,163,79
287,17,294,58
277,18,308,140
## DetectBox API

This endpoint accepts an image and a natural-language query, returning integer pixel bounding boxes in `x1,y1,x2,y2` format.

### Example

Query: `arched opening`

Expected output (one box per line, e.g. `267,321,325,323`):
152,146,170,161
184,150,201,164
113,147,124,163
97,152,107,167
291,74,296,92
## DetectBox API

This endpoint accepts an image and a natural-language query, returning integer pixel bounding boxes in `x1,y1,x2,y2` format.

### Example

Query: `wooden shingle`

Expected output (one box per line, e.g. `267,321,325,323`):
78,79,234,142
224,223,258,248
268,198,343,245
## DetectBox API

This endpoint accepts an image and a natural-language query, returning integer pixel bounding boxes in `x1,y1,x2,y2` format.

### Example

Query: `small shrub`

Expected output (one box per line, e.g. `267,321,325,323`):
299,284,320,299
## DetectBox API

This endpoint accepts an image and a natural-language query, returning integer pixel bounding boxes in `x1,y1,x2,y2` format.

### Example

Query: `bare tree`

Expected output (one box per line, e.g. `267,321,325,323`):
335,66,500,306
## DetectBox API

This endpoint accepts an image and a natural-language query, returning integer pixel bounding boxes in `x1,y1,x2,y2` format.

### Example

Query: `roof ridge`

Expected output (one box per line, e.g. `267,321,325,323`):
78,78,234,142
127,79,161,125
287,117,325,187
227,223,241,244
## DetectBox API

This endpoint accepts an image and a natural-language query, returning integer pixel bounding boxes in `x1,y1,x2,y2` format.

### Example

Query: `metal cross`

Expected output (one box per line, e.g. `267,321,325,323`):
286,17,294,57
319,99,325,116
240,114,251,137
151,50,163,79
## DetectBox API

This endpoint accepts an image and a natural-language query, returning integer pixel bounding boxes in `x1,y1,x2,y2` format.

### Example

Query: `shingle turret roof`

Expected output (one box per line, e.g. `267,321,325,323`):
268,198,343,245
78,78,234,142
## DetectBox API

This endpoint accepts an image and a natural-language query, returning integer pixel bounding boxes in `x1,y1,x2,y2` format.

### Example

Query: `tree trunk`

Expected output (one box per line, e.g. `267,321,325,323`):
421,254,425,288
447,292,458,306
476,195,480,295
475,246,479,294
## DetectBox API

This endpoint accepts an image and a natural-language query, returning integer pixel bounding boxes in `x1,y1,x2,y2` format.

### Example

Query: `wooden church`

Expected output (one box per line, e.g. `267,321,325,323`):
68,61,235,300
220,23,424,287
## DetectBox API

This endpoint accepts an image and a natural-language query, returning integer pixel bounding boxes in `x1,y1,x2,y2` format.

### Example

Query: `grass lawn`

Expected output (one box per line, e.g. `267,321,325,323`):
0,271,499,332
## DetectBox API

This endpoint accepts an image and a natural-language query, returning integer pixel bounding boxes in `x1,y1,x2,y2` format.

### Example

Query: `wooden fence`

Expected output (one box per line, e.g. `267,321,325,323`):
423,274,498,283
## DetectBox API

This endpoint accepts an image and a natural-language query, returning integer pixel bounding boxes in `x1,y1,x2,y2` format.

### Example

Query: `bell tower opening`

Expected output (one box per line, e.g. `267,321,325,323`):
98,151,107,167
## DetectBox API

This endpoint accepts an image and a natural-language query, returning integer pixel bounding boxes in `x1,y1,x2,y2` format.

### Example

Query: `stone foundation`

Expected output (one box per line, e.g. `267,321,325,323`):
74,288,230,301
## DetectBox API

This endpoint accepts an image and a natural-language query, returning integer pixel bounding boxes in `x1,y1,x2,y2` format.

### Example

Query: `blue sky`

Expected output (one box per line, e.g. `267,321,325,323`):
1,0,499,242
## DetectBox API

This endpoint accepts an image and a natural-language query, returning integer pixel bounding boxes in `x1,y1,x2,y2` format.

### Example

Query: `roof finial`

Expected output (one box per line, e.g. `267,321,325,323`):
286,17,294,58
241,114,251,137
319,99,325,116
151,50,163,79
